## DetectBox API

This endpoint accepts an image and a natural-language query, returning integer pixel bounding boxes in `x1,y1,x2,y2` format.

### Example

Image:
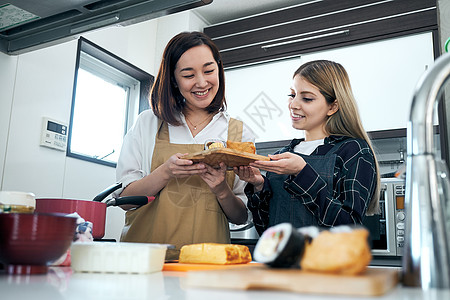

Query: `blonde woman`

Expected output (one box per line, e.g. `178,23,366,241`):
236,60,380,235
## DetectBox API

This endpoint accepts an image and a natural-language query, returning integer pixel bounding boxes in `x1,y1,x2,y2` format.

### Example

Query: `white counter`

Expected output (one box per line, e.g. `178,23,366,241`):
1,267,450,300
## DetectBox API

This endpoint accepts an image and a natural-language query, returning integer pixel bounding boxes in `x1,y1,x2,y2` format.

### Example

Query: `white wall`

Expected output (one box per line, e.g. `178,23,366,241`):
225,32,435,142
0,10,206,241
0,53,17,190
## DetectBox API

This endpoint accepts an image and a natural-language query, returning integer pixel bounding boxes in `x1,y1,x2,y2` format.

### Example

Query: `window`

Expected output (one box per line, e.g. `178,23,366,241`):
68,37,153,167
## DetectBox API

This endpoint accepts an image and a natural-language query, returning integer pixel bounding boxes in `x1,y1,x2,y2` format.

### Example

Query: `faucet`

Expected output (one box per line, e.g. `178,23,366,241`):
403,52,450,289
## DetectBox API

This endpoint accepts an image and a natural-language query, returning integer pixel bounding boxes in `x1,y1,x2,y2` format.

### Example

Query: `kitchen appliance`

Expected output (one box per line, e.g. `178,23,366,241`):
35,182,153,239
362,178,406,257
229,222,259,256
403,51,450,289
230,222,259,240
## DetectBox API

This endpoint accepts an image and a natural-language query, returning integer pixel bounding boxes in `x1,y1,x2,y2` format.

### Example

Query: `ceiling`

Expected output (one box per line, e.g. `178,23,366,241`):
0,0,313,54
193,0,312,25
0,0,212,54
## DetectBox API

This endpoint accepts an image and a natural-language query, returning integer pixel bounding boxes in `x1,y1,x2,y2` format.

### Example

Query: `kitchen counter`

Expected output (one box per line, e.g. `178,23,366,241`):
1,267,450,300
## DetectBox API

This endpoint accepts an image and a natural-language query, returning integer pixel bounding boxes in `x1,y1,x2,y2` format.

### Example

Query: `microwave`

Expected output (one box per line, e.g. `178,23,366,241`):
363,178,406,257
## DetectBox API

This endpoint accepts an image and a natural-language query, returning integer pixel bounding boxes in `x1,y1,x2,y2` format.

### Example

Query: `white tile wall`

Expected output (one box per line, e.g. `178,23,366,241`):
0,11,206,241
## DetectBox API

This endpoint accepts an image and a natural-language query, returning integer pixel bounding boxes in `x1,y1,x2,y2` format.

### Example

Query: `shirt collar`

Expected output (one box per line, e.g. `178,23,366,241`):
288,135,348,151
180,110,228,127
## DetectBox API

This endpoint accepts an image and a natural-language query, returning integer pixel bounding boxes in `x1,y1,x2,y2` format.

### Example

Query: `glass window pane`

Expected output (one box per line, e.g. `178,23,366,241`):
70,68,127,163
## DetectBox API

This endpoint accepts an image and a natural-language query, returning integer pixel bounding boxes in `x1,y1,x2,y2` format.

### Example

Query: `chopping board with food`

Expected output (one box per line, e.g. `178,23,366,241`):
184,265,399,296
183,223,399,296
182,140,269,168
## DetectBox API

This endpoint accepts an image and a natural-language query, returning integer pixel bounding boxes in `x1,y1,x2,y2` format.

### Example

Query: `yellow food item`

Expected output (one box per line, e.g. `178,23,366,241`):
208,142,225,149
226,140,256,154
179,243,252,264
300,228,372,275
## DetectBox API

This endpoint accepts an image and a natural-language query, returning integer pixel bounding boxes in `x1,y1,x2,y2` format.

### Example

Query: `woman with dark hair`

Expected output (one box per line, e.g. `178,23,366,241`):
235,60,380,235
115,31,254,259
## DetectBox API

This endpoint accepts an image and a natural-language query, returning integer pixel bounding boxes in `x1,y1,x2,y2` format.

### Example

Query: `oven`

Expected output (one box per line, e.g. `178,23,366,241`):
229,222,259,255
362,178,406,257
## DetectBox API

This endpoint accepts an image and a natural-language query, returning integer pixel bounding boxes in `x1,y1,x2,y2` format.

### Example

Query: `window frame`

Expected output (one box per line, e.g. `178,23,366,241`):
67,37,153,167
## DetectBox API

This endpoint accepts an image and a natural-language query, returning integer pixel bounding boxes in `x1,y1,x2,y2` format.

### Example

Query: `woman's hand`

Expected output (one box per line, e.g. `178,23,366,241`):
200,162,248,224
199,162,228,197
234,166,264,192
162,153,207,179
250,152,306,175
120,153,206,203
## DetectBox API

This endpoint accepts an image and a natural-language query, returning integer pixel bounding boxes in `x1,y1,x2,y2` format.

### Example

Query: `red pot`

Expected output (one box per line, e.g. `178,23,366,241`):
35,199,107,239
34,183,153,239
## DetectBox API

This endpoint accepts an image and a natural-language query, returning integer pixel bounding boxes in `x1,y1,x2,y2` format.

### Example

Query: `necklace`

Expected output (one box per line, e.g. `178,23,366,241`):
185,114,212,131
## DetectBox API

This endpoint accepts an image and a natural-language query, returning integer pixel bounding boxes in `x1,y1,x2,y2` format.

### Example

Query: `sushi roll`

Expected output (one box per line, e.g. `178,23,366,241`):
253,223,307,268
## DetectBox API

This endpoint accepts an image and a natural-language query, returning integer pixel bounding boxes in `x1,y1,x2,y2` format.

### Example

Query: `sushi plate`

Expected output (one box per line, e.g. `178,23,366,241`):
184,265,399,296
163,262,262,272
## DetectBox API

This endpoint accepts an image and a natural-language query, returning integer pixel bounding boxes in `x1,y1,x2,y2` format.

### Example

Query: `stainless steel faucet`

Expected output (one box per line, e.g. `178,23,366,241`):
403,52,450,289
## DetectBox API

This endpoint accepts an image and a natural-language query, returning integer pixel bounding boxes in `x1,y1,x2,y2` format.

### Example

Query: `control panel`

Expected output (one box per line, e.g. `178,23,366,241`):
40,117,68,151
394,183,406,254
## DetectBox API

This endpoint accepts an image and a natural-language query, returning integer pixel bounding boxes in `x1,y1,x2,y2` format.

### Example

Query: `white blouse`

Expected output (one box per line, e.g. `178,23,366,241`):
114,109,256,207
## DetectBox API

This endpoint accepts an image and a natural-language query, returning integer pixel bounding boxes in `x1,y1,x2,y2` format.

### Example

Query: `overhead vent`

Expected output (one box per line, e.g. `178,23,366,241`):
0,0,212,55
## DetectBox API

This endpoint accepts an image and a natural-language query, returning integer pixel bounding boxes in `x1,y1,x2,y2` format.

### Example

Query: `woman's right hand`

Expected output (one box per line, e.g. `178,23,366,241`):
119,153,206,207
234,166,264,192
162,153,207,179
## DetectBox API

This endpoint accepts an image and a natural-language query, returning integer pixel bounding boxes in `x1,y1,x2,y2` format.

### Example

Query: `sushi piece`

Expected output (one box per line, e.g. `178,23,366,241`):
253,223,307,268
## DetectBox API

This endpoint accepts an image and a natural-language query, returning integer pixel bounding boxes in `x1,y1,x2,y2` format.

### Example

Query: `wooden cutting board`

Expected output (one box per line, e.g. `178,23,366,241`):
163,262,262,272
182,148,270,168
185,265,399,296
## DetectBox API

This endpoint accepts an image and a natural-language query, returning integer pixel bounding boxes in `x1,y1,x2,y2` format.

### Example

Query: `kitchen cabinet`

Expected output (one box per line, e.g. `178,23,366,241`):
204,0,437,68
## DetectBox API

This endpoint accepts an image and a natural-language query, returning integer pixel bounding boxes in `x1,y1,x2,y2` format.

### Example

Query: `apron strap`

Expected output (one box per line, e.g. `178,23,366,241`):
156,119,169,142
227,118,243,142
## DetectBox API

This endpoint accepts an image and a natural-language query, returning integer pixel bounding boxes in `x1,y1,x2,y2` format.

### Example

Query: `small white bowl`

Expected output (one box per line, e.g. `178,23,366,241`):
0,191,36,206
70,242,167,274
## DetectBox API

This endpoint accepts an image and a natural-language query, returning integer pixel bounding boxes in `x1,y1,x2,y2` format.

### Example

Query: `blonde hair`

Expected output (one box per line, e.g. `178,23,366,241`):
294,60,380,215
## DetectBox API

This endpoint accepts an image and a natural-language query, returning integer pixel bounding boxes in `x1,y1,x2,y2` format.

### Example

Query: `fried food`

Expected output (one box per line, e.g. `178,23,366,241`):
226,140,256,154
207,142,225,149
179,243,252,265
300,228,372,275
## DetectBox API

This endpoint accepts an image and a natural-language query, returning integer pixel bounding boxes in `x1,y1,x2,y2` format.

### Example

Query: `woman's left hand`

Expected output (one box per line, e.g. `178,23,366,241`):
250,152,307,175
199,162,229,196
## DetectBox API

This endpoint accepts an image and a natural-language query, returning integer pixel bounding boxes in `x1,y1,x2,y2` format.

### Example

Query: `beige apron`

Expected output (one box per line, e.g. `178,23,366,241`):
121,117,244,260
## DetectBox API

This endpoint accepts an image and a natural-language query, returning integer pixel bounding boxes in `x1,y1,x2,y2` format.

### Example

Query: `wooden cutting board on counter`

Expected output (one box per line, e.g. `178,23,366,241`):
163,262,262,272
185,265,399,296
182,148,269,168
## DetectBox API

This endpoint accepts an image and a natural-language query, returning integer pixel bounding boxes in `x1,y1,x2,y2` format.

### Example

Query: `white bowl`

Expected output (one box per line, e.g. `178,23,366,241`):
70,242,167,274
0,191,36,207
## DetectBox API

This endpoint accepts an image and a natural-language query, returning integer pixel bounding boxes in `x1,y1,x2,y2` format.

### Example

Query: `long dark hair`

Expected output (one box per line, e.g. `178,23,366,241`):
150,31,226,125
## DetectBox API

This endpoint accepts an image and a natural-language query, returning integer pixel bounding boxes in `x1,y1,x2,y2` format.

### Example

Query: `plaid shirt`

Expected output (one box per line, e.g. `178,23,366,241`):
246,135,377,235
